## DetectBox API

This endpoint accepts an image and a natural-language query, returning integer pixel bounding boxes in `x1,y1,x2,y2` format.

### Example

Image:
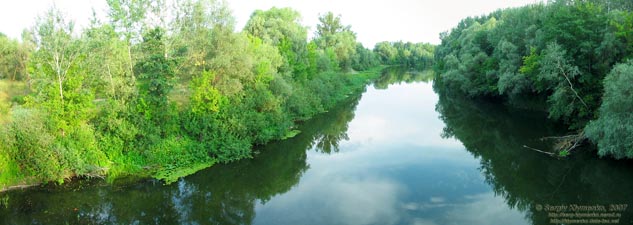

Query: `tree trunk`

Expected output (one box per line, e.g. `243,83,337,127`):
57,73,64,105
107,63,116,99
128,45,135,78
53,52,65,106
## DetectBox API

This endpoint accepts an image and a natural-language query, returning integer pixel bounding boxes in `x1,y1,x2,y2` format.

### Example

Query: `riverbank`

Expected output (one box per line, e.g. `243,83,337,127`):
0,66,387,191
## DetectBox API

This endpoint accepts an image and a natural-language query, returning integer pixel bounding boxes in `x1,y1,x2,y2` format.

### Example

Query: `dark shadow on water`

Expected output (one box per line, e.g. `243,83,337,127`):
435,86,633,225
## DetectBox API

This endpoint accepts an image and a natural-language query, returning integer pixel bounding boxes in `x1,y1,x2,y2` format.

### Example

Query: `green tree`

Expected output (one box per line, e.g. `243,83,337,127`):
31,7,83,109
11,7,111,181
352,43,378,71
134,27,175,131
170,0,234,80
0,35,30,81
374,41,397,64
83,21,135,101
373,41,434,68
314,12,357,71
538,42,590,126
29,7,97,138
106,0,150,77
315,12,349,46
585,61,633,159
244,7,311,79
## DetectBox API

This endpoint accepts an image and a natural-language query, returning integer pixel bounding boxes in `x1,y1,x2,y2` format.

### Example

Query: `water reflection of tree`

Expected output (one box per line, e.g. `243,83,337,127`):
0,90,367,224
373,67,434,90
307,94,360,154
435,88,633,224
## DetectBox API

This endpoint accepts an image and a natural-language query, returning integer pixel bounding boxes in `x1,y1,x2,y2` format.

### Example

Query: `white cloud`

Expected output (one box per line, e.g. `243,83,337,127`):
254,175,404,225
442,192,529,225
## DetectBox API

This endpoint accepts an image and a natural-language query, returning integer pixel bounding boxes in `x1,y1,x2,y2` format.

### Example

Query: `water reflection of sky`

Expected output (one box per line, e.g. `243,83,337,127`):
253,82,529,225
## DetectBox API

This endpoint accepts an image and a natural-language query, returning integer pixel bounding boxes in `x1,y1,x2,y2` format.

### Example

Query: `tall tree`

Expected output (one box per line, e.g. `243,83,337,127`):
585,61,633,158
538,42,590,125
170,0,234,80
244,7,310,78
314,12,357,71
135,27,175,127
31,7,82,109
106,0,150,77
83,19,135,101
0,35,22,80
315,12,349,47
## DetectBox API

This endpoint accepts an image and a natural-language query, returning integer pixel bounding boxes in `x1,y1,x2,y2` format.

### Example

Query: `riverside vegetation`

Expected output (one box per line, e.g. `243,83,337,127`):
434,0,633,158
0,1,434,188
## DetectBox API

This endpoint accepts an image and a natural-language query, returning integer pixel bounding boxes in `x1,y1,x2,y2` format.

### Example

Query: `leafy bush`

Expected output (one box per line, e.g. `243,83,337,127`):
0,108,61,181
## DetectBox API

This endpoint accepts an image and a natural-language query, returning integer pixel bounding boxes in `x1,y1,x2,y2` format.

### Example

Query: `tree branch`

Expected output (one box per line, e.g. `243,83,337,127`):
556,61,589,109
523,145,556,157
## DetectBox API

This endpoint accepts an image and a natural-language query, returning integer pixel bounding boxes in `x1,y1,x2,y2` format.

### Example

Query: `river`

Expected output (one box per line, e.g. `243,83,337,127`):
1,67,633,224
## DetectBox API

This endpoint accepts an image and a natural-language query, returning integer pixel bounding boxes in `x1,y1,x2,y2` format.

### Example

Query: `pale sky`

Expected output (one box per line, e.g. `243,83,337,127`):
0,0,542,47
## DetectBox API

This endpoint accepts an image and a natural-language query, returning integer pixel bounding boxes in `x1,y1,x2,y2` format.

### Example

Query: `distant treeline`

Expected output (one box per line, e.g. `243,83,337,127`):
434,0,633,158
374,41,435,69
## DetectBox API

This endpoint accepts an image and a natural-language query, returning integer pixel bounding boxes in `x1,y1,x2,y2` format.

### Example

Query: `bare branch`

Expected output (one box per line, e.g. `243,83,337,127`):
556,60,589,109
523,145,556,157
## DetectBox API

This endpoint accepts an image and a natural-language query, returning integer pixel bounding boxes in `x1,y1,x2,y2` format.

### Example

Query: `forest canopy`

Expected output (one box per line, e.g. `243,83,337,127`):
434,0,633,158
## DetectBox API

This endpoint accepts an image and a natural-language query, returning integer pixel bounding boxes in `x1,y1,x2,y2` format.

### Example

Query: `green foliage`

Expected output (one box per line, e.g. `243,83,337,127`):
538,42,591,125
106,0,149,43
315,12,350,46
0,35,29,81
518,47,540,79
0,81,28,123
0,1,385,187
136,28,174,107
0,108,60,182
244,7,306,46
154,161,214,184
585,61,633,159
282,130,301,140
244,7,310,77
558,150,570,157
314,12,359,71
168,0,236,89
134,27,180,137
435,0,633,158
373,41,435,69
190,70,226,114
82,22,135,100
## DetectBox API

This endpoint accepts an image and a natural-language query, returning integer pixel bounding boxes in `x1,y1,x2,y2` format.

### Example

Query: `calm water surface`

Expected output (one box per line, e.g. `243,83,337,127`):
2,68,633,225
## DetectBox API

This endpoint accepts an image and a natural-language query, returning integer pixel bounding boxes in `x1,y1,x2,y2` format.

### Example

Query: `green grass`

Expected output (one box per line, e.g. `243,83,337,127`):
0,80,28,123
348,65,387,85
282,129,302,140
